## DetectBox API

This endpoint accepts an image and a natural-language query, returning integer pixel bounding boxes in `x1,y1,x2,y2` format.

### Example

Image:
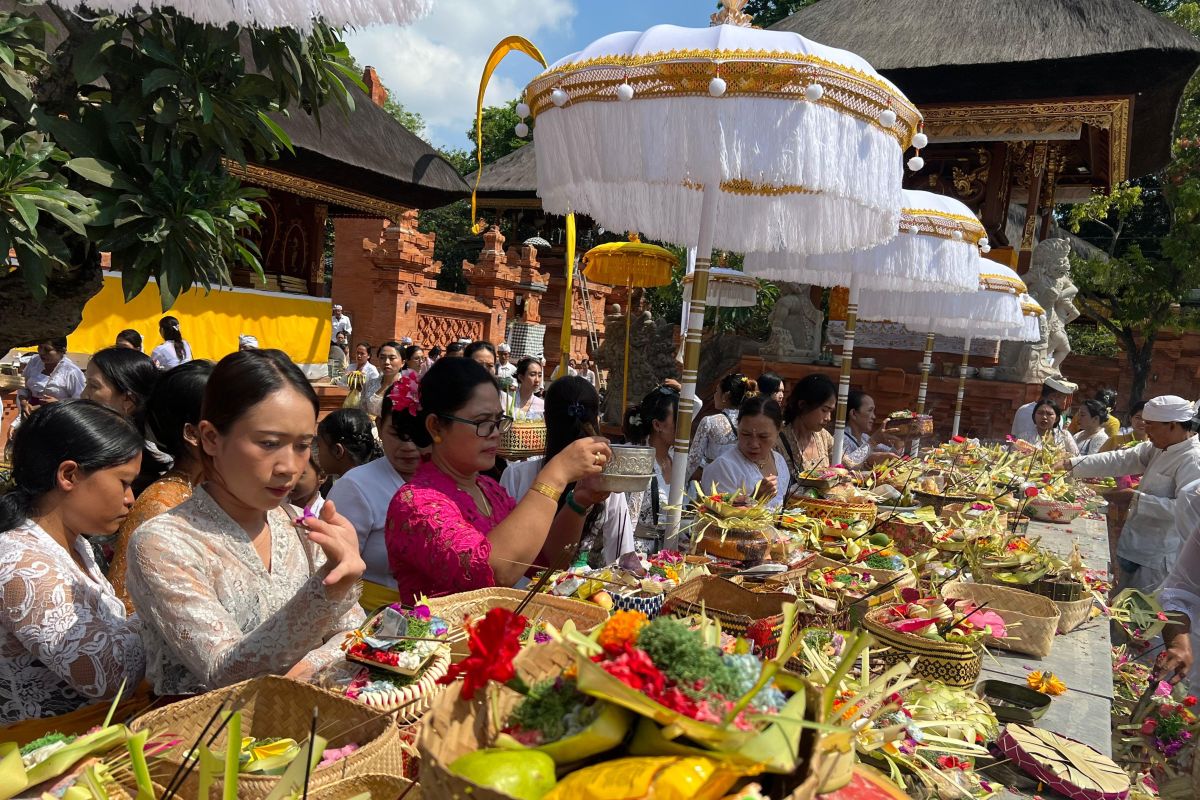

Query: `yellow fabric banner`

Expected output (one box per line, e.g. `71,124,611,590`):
67,273,333,364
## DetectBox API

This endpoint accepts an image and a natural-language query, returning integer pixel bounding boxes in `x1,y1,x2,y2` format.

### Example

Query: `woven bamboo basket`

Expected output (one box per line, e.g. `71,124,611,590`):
419,641,826,800
309,774,417,799
130,676,405,800
940,580,1061,657
862,607,983,688
1053,595,1096,634
337,648,451,725
787,496,876,526
498,419,547,460
425,587,609,660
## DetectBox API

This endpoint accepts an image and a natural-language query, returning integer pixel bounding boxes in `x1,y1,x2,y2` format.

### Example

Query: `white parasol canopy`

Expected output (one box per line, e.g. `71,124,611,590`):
522,0,924,539
682,267,758,309
75,0,431,30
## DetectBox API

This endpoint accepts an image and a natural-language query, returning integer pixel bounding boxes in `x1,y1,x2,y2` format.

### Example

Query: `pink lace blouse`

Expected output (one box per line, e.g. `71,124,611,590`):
385,461,516,603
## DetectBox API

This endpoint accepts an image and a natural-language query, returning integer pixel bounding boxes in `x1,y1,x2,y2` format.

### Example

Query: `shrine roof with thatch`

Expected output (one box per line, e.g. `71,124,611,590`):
474,143,538,197
772,0,1200,178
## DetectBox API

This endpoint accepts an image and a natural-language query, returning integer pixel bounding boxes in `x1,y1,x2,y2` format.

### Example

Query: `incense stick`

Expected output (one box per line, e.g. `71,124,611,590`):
161,701,226,800
302,706,318,800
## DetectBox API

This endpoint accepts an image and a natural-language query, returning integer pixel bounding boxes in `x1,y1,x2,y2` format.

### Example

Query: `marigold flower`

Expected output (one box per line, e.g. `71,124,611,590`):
1027,670,1066,696
597,610,649,652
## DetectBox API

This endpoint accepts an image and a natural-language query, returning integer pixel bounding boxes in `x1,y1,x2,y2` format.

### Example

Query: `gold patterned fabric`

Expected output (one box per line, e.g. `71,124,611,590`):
108,472,194,613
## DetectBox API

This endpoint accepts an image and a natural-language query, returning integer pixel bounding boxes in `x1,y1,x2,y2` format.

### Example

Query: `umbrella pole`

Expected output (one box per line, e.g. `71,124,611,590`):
665,189,718,545
912,324,935,456
675,248,696,366
830,276,861,466
951,335,973,438
555,213,577,380
621,277,632,418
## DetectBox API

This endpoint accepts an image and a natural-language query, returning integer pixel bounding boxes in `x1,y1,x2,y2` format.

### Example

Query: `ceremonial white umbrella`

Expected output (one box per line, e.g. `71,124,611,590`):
857,261,1028,439
745,189,988,464
77,0,432,29
522,0,923,537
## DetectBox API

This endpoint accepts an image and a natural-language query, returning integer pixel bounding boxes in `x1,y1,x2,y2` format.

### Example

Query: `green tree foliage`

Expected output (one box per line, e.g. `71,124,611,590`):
1066,2,1200,406
646,248,780,340
469,99,529,166
0,5,358,351
741,0,820,27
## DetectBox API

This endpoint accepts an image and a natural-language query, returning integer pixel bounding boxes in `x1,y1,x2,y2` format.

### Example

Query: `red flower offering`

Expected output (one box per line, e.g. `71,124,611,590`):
437,607,528,700
1023,486,1039,498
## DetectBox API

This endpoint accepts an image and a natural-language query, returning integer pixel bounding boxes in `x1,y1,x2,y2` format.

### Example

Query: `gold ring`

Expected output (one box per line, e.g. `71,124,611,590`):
594,452,604,466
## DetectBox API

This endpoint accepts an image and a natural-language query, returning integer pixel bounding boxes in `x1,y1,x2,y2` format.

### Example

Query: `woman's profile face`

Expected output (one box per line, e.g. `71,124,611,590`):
61,456,142,537
82,363,135,418
200,387,316,512
799,396,836,431
849,396,876,432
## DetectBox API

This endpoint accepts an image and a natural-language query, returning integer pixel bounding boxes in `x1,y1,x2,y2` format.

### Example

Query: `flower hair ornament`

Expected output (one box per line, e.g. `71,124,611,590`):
388,372,422,416
567,401,589,421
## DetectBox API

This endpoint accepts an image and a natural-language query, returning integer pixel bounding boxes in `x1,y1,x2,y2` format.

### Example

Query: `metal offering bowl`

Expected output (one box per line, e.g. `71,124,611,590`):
599,445,655,493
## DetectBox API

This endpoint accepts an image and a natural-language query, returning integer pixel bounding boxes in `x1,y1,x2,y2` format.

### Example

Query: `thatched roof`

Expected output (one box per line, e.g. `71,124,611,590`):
268,87,469,211
475,143,538,197
773,0,1200,178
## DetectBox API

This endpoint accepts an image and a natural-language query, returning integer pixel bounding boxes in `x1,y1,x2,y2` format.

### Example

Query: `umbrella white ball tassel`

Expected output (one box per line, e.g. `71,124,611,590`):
708,76,727,97
514,121,529,138
616,82,635,102
804,83,824,101
515,102,530,119
878,109,897,128
908,155,925,172
912,132,929,149
551,88,568,107
951,229,964,241
981,241,992,254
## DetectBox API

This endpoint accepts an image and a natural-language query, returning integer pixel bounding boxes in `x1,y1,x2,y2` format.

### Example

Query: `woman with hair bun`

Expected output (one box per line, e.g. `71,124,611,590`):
686,372,756,483
0,400,145,723
385,358,613,603
702,395,791,508
126,349,366,694
624,385,679,531
150,316,192,369
315,408,381,481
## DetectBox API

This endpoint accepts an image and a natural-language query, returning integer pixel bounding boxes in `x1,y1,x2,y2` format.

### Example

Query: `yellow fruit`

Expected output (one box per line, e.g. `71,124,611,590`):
590,591,614,610
449,748,557,800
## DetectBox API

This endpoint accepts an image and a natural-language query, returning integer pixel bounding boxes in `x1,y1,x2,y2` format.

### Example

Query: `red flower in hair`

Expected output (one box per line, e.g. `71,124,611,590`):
437,607,527,700
387,372,422,416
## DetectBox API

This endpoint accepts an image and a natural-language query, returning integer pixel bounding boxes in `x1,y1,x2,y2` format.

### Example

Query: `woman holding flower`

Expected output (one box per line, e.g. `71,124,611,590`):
385,358,612,603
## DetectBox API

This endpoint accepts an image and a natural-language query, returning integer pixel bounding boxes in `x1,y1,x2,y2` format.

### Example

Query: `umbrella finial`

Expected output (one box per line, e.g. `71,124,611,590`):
627,231,641,242
711,0,754,27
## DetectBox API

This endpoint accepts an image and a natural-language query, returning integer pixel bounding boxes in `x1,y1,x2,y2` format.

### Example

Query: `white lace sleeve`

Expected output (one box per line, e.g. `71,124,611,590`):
289,604,367,683
687,415,731,481
126,521,361,689
0,535,144,703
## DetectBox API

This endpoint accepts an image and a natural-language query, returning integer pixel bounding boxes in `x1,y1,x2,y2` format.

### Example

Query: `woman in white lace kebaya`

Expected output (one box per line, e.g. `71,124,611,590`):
686,373,756,484
126,350,366,695
0,400,146,723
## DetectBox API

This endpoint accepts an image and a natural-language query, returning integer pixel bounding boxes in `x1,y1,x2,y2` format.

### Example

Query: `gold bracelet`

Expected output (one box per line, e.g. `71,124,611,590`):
530,482,562,503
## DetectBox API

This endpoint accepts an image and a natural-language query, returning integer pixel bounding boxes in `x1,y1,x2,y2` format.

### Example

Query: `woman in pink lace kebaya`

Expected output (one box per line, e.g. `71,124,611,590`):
384,358,613,603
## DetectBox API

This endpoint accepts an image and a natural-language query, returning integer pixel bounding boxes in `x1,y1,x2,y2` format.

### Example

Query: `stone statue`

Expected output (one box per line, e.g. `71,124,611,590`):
998,238,1081,383
763,282,824,361
596,297,679,425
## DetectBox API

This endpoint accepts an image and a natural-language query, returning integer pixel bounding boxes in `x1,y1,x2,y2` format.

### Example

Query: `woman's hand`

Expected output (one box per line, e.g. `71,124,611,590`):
869,429,903,450
573,474,611,509
543,436,613,487
755,474,778,500
298,499,366,596
1157,631,1193,685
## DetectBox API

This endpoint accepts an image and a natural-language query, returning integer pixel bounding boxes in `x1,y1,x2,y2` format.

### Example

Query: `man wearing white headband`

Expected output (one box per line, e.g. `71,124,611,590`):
1063,394,1200,592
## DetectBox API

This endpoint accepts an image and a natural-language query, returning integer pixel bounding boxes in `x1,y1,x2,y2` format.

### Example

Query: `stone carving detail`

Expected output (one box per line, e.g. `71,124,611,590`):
762,282,824,361
418,313,483,347
998,238,1080,383
596,294,679,425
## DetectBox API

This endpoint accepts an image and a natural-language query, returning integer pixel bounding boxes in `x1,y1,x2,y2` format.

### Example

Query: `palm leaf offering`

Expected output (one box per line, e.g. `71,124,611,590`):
998,724,1130,800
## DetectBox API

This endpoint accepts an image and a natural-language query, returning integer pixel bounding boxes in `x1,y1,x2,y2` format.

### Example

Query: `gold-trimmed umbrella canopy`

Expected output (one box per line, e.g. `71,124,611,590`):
682,267,759,309
583,234,677,288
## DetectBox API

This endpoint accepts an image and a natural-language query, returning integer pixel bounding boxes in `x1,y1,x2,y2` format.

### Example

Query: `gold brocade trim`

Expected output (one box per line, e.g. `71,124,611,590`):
223,160,408,219
682,270,758,288
1022,300,1045,317
682,178,823,197
901,207,987,245
980,272,1026,294
527,52,921,148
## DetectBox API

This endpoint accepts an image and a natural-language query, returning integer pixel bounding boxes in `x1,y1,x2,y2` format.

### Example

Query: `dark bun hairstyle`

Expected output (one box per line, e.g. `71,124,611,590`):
757,372,783,397
0,400,142,531
146,360,214,459
1080,399,1109,424
318,407,381,465
88,346,159,429
1095,388,1118,410
784,373,837,424
623,386,679,444
544,376,599,462
719,372,756,407
738,395,783,428
201,349,317,433
116,329,143,350
393,357,499,448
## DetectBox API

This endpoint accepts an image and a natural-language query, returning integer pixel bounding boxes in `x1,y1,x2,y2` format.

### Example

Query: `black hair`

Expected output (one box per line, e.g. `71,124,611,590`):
0,400,143,531
1032,399,1063,428
445,341,465,355
318,408,382,465
1078,399,1109,424
146,360,214,459
784,373,837,425
428,346,443,359
43,337,68,353
719,372,755,408
516,356,540,378
1130,400,1148,419
88,347,158,429
544,376,599,463
1095,388,1118,410
201,349,318,433
380,340,402,352
395,357,499,448
757,372,783,397
355,342,373,356
116,329,143,350
847,389,870,415
159,315,185,361
379,379,416,443
402,344,424,362
738,395,784,428
623,385,679,444
464,341,496,363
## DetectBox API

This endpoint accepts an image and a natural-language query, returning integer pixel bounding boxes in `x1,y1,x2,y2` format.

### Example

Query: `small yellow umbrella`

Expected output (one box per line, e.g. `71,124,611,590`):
583,233,677,417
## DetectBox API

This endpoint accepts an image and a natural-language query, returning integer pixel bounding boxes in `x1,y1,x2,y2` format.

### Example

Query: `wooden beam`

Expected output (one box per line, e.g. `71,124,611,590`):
1018,141,1050,272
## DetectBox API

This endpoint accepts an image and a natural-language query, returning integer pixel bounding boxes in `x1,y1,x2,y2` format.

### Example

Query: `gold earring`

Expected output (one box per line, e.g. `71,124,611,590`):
433,435,443,444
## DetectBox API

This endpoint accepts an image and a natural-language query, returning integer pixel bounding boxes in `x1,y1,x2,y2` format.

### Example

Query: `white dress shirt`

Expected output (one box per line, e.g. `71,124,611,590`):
1070,436,1200,589
701,447,792,510
327,457,405,587
1011,401,1039,443
150,341,192,370
496,361,517,381
331,314,352,340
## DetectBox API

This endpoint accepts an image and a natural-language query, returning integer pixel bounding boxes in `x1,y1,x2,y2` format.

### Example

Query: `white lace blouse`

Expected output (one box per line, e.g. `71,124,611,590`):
686,410,738,480
126,486,364,695
0,520,145,723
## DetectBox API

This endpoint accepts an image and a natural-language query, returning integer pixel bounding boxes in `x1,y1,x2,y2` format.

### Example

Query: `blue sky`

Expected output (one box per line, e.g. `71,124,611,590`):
345,0,711,151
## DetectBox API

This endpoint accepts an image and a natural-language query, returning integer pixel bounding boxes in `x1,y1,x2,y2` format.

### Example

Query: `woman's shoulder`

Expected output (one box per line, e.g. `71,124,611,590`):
816,428,834,445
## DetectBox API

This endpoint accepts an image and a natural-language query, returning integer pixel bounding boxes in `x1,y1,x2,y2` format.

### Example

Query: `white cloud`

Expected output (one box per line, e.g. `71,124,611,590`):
345,0,575,149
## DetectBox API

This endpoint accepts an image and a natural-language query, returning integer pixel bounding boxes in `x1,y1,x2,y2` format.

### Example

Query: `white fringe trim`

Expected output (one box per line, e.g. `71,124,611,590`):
743,230,980,294
534,96,902,254
858,287,1025,335
77,0,432,31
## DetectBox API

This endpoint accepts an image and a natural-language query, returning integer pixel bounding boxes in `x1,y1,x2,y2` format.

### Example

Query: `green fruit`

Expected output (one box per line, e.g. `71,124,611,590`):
449,748,557,800
868,532,891,547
